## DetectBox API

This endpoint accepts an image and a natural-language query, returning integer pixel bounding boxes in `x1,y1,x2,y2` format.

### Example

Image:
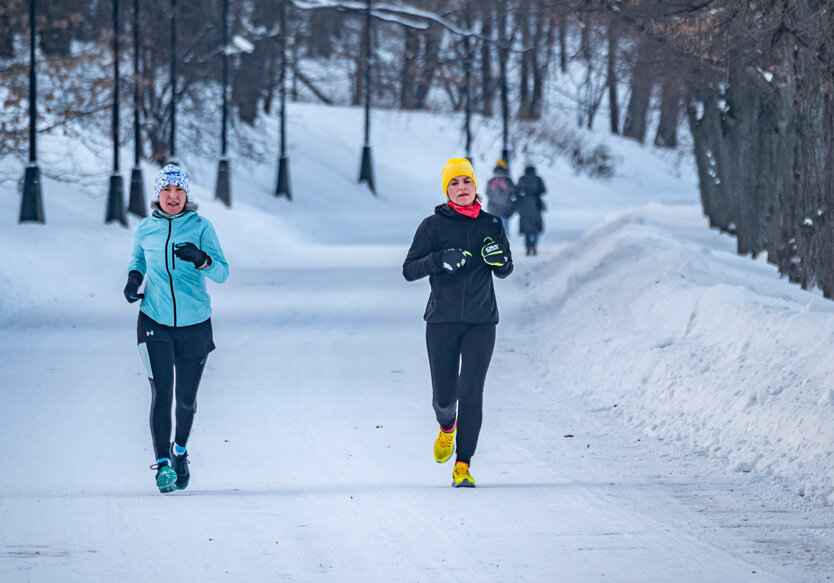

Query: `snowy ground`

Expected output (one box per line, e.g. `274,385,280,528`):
1,103,834,581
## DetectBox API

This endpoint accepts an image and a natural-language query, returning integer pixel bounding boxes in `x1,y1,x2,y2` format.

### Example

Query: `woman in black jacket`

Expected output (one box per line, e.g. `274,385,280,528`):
403,158,513,487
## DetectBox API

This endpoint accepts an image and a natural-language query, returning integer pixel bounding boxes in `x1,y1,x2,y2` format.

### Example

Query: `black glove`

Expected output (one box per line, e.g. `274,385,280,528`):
439,249,471,273
481,237,508,267
124,270,144,303
173,242,209,269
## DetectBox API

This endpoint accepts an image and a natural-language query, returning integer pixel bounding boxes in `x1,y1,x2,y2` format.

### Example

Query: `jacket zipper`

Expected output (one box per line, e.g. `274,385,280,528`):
461,219,471,320
164,218,178,326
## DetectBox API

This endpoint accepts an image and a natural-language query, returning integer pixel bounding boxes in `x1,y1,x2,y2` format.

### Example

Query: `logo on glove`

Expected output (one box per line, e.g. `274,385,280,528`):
481,237,507,267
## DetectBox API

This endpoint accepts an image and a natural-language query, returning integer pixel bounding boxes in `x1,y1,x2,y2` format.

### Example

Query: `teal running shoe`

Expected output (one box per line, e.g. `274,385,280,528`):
152,463,178,494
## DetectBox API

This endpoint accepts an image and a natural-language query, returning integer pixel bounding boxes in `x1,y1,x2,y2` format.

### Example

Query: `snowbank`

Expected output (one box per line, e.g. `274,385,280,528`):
534,203,834,505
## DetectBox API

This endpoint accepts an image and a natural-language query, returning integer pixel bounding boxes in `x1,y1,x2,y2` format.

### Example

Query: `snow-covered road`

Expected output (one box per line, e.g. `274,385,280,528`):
1,235,830,581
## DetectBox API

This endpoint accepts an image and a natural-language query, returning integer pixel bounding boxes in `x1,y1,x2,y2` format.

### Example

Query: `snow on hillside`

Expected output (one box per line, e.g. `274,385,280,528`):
2,102,834,581
528,203,834,505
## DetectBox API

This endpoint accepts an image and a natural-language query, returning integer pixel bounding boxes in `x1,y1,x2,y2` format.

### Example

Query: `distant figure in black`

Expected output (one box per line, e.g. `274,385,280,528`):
485,159,515,234
514,160,547,255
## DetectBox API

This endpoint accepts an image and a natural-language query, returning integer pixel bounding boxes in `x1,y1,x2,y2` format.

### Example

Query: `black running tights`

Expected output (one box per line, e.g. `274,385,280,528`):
426,322,496,464
141,341,207,460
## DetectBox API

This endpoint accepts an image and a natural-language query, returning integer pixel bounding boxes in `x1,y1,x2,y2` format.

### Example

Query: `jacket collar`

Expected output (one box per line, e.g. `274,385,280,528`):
152,209,194,220
435,202,475,219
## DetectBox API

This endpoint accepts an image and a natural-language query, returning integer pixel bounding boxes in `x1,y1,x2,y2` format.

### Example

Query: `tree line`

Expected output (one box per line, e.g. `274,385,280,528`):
613,0,834,296
2,1,834,296
0,1,681,164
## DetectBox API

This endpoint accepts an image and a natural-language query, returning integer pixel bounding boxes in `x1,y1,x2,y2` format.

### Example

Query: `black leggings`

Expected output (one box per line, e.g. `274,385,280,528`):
141,342,207,460
137,312,213,461
426,323,496,464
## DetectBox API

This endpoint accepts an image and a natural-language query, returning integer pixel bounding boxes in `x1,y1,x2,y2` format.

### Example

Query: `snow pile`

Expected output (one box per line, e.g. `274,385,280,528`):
533,202,834,504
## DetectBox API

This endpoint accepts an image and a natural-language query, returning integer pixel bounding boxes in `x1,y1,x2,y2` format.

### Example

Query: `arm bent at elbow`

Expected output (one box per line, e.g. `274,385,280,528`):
403,251,442,281
199,221,230,284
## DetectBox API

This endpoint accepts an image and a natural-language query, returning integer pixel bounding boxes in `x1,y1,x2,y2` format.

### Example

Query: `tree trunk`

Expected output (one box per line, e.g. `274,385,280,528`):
518,3,531,119
306,8,338,58
688,84,735,234
480,1,494,117
529,0,545,120
263,38,279,116
39,2,81,59
622,38,655,143
654,75,680,147
400,27,418,109
414,26,441,109
0,8,14,59
232,51,264,125
725,49,765,257
607,19,619,134
352,13,368,107
763,59,798,279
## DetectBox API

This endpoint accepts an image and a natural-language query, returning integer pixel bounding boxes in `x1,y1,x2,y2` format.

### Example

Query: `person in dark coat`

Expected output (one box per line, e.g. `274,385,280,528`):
402,157,513,488
514,160,547,255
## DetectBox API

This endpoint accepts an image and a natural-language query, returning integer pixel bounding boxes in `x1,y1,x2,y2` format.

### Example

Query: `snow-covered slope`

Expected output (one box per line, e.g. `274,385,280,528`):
529,203,834,504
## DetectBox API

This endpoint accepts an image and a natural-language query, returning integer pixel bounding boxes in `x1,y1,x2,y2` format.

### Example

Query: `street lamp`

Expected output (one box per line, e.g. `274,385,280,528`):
463,0,472,162
217,3,254,206
498,0,510,163
357,0,375,194
19,0,44,223
106,0,127,226
216,0,231,205
275,0,291,199
169,0,177,164
128,0,146,217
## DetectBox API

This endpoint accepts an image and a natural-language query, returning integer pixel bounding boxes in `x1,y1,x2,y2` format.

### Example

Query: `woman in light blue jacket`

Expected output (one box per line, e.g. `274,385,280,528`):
123,164,229,493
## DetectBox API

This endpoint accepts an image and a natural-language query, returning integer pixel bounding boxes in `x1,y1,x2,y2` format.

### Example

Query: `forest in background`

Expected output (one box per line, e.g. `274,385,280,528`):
2,1,834,295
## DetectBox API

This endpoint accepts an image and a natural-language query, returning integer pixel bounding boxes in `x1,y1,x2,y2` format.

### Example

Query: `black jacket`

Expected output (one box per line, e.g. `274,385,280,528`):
403,203,513,323
515,168,547,235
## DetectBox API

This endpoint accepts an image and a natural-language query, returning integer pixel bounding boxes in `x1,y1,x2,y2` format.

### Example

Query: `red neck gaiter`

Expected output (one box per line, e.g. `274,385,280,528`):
447,200,481,218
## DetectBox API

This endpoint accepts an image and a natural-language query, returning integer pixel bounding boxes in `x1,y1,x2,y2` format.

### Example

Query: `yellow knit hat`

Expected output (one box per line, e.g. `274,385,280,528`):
441,158,477,197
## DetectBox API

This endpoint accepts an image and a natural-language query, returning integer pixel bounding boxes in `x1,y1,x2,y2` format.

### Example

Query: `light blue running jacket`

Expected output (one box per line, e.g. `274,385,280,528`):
128,210,229,327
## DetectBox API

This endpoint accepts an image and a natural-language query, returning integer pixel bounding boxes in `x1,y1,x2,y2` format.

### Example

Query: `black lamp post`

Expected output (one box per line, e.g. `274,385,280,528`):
169,0,177,164
275,0,291,199
216,0,231,205
463,0,473,163
498,0,509,163
106,0,127,226
357,0,375,194
128,0,146,217
19,0,44,224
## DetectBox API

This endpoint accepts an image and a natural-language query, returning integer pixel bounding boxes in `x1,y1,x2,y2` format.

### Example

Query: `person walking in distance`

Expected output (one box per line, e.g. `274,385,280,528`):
123,164,229,493
485,159,516,234
403,158,513,487
514,159,547,255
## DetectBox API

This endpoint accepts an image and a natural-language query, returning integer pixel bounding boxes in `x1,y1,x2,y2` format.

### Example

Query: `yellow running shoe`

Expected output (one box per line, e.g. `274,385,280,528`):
433,422,456,463
452,461,475,488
